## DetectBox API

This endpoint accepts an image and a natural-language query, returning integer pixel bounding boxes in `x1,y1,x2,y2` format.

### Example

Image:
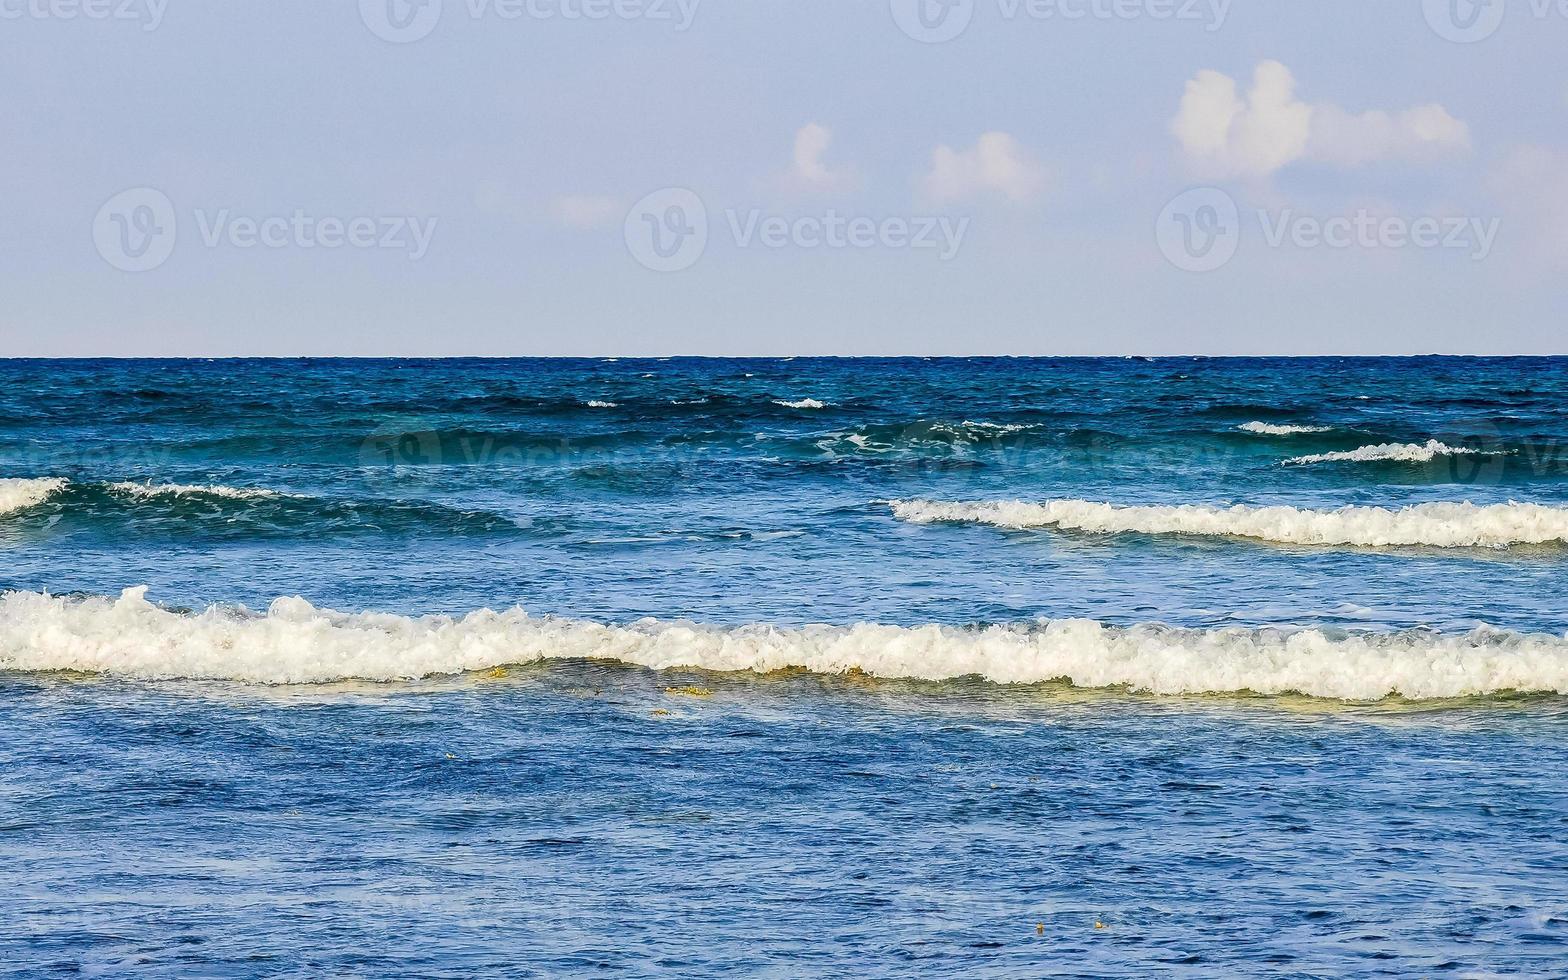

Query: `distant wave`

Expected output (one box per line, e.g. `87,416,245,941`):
3,587,1566,701
947,421,1037,436
773,398,828,409
888,499,1568,548
817,420,1044,454
1284,440,1501,465
1237,421,1334,435
0,481,515,538
585,400,619,409
106,481,288,501
0,478,68,515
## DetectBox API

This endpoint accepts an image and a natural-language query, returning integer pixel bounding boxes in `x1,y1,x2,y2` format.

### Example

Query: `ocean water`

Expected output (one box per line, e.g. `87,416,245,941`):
3,357,1568,976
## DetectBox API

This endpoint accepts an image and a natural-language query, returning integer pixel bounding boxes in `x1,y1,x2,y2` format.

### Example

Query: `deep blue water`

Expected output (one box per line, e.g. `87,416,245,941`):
3,357,1567,976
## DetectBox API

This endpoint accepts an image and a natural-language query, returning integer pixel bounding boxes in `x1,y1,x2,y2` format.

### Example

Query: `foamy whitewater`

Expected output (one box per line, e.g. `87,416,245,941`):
0,477,67,514
3,587,1565,701
106,482,285,501
1284,439,1496,465
889,499,1568,548
774,398,828,409
1237,421,1334,435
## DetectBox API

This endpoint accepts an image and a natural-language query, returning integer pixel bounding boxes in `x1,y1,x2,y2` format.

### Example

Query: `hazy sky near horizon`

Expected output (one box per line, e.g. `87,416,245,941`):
2,0,1565,356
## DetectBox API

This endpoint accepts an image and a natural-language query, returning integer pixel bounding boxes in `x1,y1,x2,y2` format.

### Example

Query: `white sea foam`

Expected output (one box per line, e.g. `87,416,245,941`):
106,482,286,501
819,421,1038,454
936,421,1038,438
0,478,68,515
1284,440,1499,465
2,587,1565,701
586,400,619,409
774,398,828,409
1237,421,1333,435
888,499,1568,548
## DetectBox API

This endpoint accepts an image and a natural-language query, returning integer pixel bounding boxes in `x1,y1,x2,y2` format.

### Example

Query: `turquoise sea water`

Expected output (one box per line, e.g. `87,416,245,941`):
3,358,1567,975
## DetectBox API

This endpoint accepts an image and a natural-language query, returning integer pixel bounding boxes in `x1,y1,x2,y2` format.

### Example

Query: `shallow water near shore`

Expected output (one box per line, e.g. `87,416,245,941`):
5,666,1567,977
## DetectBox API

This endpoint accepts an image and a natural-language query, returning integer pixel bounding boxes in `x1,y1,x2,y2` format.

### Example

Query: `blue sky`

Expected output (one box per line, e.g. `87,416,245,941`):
1,0,1564,355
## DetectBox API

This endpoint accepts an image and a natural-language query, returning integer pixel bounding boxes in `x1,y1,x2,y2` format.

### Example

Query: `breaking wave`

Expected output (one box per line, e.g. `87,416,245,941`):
888,498,1568,548
2,588,1566,701
106,482,290,501
0,477,68,515
1238,421,1334,435
0,480,515,538
773,398,829,409
1284,440,1501,466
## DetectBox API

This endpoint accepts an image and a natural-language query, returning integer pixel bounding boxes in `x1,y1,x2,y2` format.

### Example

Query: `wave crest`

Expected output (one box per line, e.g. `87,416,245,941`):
1237,421,1333,435
0,478,69,515
889,498,1568,548
106,482,288,501
2,588,1566,701
1284,440,1500,465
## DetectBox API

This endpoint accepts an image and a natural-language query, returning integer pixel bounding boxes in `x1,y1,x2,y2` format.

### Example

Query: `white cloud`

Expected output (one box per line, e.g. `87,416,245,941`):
1310,103,1470,168
1172,60,1469,179
1172,61,1310,180
552,194,618,230
785,122,855,192
919,132,1048,205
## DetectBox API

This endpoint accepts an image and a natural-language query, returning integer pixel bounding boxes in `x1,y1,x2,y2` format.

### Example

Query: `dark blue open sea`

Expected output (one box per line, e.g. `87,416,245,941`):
3,357,1568,977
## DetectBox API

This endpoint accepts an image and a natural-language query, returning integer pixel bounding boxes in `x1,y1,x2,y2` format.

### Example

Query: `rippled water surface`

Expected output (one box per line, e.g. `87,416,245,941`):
3,358,1568,975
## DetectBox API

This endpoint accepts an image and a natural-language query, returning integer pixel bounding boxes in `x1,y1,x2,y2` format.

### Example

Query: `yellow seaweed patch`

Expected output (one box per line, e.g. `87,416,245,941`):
763,665,812,678
841,666,879,687
664,685,714,698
